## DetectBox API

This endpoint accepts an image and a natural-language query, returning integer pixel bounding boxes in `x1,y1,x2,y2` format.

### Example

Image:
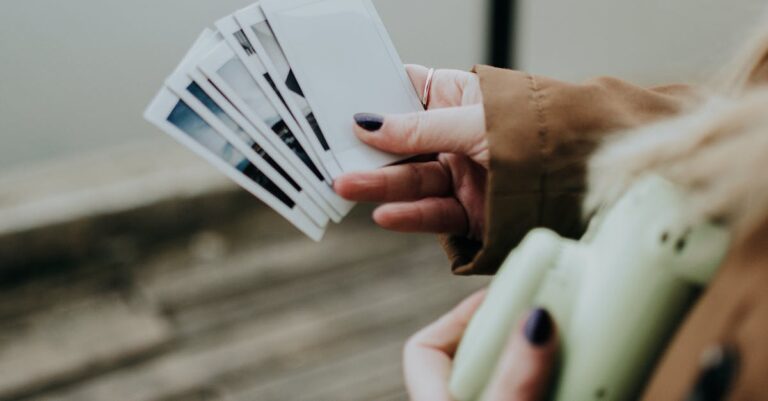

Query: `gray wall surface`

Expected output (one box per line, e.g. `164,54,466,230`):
2,0,765,172
517,0,767,84
0,0,485,172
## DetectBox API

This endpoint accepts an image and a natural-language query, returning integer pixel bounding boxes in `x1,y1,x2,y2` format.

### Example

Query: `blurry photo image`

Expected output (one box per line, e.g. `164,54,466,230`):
252,21,329,150
166,99,295,208
185,81,301,192
234,30,256,56
216,57,324,180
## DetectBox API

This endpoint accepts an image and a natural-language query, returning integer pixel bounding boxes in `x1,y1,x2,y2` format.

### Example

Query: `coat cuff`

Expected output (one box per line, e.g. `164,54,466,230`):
444,66,585,275
444,65,700,275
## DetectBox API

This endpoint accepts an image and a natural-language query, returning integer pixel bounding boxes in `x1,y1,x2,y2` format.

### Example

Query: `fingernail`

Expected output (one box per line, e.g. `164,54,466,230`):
686,345,739,401
354,113,384,131
524,308,553,347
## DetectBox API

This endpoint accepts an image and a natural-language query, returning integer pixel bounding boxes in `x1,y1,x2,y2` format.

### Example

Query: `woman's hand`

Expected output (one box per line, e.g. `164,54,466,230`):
334,65,488,239
404,290,559,401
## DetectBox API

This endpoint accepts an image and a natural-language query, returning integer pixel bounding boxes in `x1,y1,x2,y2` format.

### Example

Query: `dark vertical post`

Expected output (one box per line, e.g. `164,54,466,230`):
488,0,516,68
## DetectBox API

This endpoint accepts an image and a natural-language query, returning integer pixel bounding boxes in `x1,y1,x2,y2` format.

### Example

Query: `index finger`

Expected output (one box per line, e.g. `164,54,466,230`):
404,290,488,401
354,105,488,163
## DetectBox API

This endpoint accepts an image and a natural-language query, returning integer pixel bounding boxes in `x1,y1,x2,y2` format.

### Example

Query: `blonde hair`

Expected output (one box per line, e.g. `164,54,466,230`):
586,16,768,234
719,14,768,93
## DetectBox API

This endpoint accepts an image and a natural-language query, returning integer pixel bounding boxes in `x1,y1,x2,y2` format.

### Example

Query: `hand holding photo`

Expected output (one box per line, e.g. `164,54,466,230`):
144,89,326,241
197,43,352,218
164,30,329,227
144,0,418,239
261,0,424,173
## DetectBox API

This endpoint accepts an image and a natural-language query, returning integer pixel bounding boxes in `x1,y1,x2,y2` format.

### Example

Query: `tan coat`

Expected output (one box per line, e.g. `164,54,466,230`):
444,65,768,400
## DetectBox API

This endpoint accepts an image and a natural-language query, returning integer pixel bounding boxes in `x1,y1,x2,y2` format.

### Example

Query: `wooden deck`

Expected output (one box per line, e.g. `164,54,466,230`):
0,204,489,401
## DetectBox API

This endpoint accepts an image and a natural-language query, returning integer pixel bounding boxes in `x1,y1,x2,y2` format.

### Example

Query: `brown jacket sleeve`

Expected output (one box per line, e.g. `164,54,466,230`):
445,65,702,275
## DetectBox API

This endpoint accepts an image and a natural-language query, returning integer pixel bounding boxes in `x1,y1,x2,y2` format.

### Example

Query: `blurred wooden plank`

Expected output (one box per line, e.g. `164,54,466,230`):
36,250,486,401
230,341,404,401
168,242,448,338
0,140,258,277
166,325,411,401
0,190,487,401
374,390,409,401
0,140,230,235
0,296,172,400
210,299,440,401
138,224,436,313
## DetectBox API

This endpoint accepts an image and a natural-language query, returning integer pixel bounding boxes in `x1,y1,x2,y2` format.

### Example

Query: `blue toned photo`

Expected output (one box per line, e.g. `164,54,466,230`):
166,99,294,208
185,82,301,192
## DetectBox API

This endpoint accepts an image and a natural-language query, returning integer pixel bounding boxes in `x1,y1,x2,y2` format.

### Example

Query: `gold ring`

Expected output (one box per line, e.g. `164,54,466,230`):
422,68,435,109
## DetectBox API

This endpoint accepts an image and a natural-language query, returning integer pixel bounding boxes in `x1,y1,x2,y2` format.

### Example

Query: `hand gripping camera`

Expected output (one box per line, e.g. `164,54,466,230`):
449,175,730,401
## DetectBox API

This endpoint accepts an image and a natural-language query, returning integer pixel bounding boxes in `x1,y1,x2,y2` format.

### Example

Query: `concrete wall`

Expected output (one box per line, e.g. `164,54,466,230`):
3,0,764,173
0,0,486,172
517,0,767,84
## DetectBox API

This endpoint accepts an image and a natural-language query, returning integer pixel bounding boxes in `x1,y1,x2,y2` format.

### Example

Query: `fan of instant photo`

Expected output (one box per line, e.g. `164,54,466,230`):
144,0,423,240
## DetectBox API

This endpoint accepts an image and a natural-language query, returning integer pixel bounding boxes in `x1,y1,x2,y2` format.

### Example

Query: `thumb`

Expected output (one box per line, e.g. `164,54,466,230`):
352,105,487,163
481,308,558,401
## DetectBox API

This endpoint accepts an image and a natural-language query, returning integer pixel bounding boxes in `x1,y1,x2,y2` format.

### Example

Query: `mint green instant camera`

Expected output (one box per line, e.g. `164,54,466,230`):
449,176,730,401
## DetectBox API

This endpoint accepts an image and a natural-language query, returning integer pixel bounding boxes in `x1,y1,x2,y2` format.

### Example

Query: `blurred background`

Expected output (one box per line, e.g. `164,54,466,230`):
0,0,765,400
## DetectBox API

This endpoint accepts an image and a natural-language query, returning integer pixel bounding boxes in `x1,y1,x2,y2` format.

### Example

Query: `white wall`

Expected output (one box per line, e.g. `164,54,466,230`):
0,0,486,172
4,0,767,172
376,0,486,69
517,0,768,85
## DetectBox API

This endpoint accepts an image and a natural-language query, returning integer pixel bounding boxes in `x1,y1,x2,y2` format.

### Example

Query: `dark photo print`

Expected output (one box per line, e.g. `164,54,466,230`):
234,30,256,56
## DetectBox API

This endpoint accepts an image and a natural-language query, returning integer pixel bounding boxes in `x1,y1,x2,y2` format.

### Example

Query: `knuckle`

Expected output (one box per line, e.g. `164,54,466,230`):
380,115,408,144
404,113,427,152
406,163,424,197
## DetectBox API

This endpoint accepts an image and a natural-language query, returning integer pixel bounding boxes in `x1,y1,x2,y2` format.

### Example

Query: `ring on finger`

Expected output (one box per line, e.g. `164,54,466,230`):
422,68,435,109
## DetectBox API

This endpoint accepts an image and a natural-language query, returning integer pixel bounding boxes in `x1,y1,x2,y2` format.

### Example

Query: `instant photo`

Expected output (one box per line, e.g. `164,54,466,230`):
144,89,325,240
234,6,343,177
167,103,292,206
173,78,330,227
187,81,299,193
143,0,422,238
166,30,336,223
197,43,353,216
206,27,332,183
214,50,320,180
187,68,344,222
262,0,424,173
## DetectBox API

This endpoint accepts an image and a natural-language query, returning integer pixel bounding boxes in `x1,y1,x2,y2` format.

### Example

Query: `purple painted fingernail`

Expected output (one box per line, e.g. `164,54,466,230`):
524,308,553,347
687,345,739,401
354,113,384,132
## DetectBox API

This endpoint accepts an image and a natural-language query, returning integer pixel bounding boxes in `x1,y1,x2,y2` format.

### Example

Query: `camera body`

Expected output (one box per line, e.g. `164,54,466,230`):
449,175,730,401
